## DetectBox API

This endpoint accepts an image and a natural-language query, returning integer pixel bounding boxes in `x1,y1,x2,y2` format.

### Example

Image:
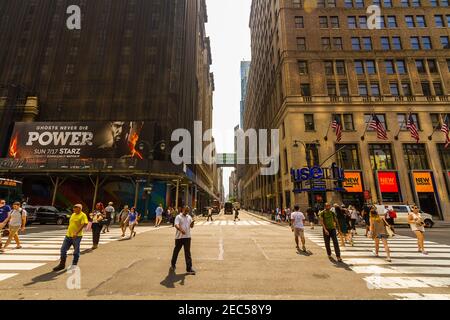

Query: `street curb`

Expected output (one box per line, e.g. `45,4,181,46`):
244,210,289,228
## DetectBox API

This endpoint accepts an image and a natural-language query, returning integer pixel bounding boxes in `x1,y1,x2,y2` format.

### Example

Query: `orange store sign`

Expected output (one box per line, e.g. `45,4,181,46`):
413,172,435,193
344,172,363,193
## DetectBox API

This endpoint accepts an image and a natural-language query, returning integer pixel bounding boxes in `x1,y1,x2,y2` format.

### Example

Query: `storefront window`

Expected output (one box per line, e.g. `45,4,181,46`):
403,144,430,170
336,144,361,170
438,143,450,170
369,144,395,170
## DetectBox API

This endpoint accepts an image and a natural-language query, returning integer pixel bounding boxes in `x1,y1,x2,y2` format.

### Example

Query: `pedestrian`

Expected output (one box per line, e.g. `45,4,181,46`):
408,205,428,255
53,204,88,271
369,206,392,262
0,202,27,252
125,207,139,239
90,202,105,250
334,204,348,247
155,203,164,228
349,205,360,236
362,203,371,237
306,207,316,230
234,207,240,222
384,206,397,233
207,207,213,222
103,202,115,231
285,207,291,225
0,199,12,249
319,203,342,262
170,207,196,275
275,208,281,223
291,205,307,252
171,207,178,227
119,205,130,237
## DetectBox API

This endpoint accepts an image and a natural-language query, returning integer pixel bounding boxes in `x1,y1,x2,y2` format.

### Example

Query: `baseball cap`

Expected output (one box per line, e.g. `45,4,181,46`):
73,204,83,209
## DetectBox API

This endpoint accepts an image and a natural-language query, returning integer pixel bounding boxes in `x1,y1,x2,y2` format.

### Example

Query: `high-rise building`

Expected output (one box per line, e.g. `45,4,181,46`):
242,0,450,220
240,61,251,129
0,0,218,214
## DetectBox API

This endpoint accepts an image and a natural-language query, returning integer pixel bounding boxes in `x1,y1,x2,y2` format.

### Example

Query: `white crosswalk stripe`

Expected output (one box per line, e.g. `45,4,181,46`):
195,220,272,226
305,228,450,300
0,226,157,283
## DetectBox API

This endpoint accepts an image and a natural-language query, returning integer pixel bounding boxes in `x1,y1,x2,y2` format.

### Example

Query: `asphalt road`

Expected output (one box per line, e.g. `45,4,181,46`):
0,211,449,300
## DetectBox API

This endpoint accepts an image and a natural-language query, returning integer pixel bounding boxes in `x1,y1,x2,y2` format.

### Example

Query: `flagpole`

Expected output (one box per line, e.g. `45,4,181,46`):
360,112,373,141
395,111,410,141
428,114,443,141
324,114,333,141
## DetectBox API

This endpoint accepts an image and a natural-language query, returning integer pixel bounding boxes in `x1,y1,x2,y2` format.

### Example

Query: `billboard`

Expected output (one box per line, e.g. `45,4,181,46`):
377,171,399,193
343,172,363,193
8,122,154,159
412,172,435,193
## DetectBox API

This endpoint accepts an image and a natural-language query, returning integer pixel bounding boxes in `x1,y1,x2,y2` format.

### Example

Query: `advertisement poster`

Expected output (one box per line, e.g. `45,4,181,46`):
412,172,435,193
8,122,154,159
377,171,399,193
343,172,363,193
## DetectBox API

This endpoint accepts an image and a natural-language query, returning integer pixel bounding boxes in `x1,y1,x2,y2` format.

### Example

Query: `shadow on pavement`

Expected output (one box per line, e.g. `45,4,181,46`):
328,257,353,271
160,269,190,288
297,250,313,257
23,270,66,287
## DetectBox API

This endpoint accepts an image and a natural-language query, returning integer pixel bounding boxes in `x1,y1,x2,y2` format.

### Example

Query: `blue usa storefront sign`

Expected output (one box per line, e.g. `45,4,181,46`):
291,163,345,193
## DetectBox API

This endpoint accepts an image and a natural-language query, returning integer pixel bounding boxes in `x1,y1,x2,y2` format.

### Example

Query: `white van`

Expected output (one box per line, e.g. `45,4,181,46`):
375,205,435,228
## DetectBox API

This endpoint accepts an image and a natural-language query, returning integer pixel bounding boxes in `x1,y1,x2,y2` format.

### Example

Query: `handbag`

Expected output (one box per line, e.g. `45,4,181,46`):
382,218,395,238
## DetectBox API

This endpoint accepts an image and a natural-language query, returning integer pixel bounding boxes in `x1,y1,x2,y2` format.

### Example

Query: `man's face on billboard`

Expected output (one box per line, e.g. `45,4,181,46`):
111,122,125,142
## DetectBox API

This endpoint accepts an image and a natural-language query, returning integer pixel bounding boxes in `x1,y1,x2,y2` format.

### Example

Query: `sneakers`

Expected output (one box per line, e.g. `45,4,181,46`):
187,268,196,275
422,251,429,255
53,259,66,272
337,257,343,263
302,246,307,252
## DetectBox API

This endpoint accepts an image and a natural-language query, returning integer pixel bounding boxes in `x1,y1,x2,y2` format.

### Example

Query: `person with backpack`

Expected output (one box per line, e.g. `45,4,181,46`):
0,199,11,249
384,206,397,233
0,202,27,252
90,202,105,250
102,202,115,232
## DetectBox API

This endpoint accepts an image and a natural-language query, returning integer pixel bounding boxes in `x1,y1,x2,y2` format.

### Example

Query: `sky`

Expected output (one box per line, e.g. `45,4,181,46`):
206,0,252,198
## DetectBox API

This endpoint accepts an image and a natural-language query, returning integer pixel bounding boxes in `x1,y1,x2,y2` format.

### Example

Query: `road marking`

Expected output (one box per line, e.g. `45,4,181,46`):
218,238,224,261
0,273,18,281
345,258,450,266
364,276,450,289
252,239,270,260
0,255,60,261
0,263,46,270
390,293,450,300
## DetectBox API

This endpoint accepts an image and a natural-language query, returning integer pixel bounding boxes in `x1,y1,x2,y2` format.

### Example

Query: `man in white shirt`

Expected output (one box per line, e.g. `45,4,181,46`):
171,207,196,275
291,205,307,252
0,202,27,252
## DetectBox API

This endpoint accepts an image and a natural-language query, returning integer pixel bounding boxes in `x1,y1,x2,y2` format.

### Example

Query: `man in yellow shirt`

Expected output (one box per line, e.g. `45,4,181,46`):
53,204,88,272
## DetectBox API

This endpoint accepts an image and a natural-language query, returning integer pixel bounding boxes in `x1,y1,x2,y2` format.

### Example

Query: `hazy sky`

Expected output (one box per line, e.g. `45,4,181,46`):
206,0,252,197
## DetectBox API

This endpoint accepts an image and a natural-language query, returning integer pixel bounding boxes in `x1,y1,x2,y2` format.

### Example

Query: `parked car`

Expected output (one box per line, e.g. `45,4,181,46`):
375,205,435,228
26,206,72,225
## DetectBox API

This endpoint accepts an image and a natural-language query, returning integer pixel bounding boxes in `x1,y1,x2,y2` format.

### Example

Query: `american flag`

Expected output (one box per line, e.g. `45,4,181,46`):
369,114,388,140
442,114,450,149
332,115,343,142
407,113,420,143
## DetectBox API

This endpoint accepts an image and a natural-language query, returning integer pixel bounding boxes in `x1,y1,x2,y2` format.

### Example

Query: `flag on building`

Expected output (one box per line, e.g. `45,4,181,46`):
407,113,420,143
370,114,388,140
332,114,343,142
442,114,450,149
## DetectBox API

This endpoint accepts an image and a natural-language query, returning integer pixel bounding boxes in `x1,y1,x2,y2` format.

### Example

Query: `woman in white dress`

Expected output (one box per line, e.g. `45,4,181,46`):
408,205,428,255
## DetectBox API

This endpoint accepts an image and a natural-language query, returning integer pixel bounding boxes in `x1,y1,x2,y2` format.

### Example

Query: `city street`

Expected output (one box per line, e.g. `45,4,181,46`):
0,211,450,300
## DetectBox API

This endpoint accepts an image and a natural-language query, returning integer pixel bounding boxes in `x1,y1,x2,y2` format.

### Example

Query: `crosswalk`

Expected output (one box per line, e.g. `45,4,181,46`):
0,226,156,284
304,228,450,300
195,220,272,226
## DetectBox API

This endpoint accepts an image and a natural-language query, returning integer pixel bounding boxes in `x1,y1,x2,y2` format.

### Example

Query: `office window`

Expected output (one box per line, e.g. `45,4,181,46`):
336,144,361,170
372,0,381,5
304,114,315,131
397,60,407,74
297,37,306,50
339,83,349,96
398,113,420,130
298,60,308,75
430,113,442,130
422,82,432,96
328,0,337,7
343,114,355,131
434,82,444,95
330,16,339,28
416,59,426,73
295,16,304,28
317,0,326,7
355,60,364,74
293,0,302,7
366,60,377,74
387,16,397,28
422,36,432,49
447,15,450,26
379,16,386,28
359,83,369,96
438,144,450,171
328,82,337,96
348,16,357,29
300,84,311,96
356,0,365,7
411,0,421,6
401,0,409,6
325,61,334,75
345,0,353,7
385,60,395,74
435,15,444,27
405,16,415,28
441,0,449,6
428,59,438,73
319,16,328,28
333,37,343,50
404,144,429,170
363,37,372,50
336,60,346,75
390,83,400,96
410,37,420,49
430,0,438,5
416,16,426,27
352,37,361,50
392,37,402,50
402,82,412,96
359,16,368,29
381,37,390,50
365,114,388,130
447,59,450,72
322,37,331,50
369,144,395,170
371,83,380,96
383,0,393,6
441,36,450,49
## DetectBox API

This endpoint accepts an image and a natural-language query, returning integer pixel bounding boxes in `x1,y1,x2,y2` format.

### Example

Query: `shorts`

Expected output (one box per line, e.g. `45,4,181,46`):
376,234,388,239
8,226,20,237
120,221,129,228
294,228,305,237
